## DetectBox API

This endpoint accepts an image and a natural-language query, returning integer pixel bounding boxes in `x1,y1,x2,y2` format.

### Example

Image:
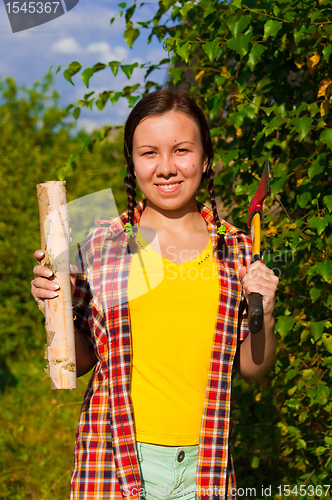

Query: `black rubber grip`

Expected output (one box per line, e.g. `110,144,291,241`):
248,292,263,334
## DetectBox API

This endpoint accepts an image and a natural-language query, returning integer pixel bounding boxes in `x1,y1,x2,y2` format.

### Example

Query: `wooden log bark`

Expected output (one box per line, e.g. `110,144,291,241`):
36,181,76,390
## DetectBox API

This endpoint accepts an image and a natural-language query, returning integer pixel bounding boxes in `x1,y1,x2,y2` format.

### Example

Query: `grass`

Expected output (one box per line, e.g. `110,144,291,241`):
0,357,93,500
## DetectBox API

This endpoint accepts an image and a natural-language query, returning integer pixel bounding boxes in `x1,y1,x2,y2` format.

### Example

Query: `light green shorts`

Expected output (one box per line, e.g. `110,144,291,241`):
137,442,199,500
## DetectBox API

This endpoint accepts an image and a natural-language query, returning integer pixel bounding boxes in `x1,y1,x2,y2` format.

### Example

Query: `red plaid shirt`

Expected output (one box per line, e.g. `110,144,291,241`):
71,199,252,500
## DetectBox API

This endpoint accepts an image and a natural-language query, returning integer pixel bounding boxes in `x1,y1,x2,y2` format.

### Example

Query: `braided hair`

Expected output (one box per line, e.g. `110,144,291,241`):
123,88,227,260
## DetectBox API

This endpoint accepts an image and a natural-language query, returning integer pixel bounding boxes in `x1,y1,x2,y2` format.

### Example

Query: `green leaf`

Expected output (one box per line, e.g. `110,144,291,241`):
308,160,324,179
109,61,121,77
285,398,300,410
226,32,252,59
317,385,330,406
126,94,140,107
73,107,81,120
65,103,74,113
247,44,267,70
311,322,325,341
270,177,286,197
310,287,323,303
310,10,322,22
63,61,82,85
164,37,175,54
320,129,332,150
81,68,94,88
315,260,332,282
233,16,251,37
168,67,183,85
109,91,123,104
203,39,222,62
264,20,282,39
176,42,191,63
232,0,242,8
323,45,332,63
324,195,332,213
291,117,313,141
323,333,332,353
308,216,329,235
235,184,247,195
56,64,62,74
297,192,311,208
261,105,275,116
92,62,107,73
285,368,297,383
125,4,136,23
275,316,295,339
294,26,306,45
124,27,140,48
118,2,126,7
95,99,106,112
121,63,139,79
251,456,260,468
262,116,285,136
162,0,176,9
179,1,194,17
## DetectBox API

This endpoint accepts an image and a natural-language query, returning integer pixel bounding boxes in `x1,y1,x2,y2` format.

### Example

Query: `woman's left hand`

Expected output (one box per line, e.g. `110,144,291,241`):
239,261,279,318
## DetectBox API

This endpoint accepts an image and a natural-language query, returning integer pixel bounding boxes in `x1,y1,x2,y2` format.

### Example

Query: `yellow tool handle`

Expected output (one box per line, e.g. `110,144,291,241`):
252,212,261,257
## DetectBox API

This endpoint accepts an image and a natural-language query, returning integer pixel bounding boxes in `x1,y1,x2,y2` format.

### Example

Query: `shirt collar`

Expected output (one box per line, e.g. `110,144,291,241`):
97,199,244,237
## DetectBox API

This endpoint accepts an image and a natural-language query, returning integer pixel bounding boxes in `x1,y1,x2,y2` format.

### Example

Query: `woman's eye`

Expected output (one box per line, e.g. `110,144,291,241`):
175,148,188,153
143,151,156,156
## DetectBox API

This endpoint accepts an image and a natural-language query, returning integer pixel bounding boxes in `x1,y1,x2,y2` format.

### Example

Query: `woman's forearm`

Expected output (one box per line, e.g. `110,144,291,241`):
234,314,276,383
74,327,98,377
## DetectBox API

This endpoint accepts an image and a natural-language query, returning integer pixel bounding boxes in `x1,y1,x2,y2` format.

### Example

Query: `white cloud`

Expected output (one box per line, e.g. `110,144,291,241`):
52,37,81,54
86,42,127,62
51,37,128,62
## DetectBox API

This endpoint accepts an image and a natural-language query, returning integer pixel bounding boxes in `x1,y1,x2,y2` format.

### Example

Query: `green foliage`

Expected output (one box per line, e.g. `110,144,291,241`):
59,0,332,491
0,73,128,362
0,358,93,500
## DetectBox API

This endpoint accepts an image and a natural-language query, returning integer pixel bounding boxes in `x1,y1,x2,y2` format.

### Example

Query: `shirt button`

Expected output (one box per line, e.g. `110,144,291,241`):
177,450,185,463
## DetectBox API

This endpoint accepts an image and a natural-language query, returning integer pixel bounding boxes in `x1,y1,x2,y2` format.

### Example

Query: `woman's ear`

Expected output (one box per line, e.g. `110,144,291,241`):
202,157,209,173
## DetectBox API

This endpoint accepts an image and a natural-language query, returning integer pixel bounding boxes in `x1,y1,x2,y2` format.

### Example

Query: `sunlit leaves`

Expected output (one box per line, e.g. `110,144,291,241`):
291,117,313,141
320,129,332,149
81,68,94,88
176,41,191,63
264,20,282,39
109,61,121,76
322,45,332,63
226,32,251,58
202,39,222,62
275,316,295,339
247,43,267,70
121,62,139,79
63,61,82,85
124,26,140,48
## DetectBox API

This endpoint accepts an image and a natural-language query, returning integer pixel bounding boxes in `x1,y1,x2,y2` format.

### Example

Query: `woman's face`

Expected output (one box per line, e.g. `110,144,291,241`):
132,110,207,213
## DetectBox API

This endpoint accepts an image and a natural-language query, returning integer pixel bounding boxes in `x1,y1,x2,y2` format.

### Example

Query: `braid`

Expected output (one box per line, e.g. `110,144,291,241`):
124,163,139,254
206,167,227,261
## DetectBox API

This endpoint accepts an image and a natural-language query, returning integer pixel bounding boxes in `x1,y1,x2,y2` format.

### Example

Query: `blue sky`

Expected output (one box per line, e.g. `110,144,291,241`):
0,0,170,130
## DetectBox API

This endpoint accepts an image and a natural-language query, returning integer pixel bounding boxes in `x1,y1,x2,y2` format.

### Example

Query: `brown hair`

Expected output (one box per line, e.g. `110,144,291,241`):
123,88,227,259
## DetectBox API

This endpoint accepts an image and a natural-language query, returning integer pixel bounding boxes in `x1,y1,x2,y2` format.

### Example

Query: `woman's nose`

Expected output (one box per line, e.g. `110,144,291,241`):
155,153,177,176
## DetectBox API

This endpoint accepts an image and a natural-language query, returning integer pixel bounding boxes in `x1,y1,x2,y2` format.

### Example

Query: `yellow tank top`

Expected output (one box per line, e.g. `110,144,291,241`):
128,233,220,445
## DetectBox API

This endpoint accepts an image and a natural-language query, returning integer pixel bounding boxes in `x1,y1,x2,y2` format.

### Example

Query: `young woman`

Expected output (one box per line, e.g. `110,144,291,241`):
31,89,278,500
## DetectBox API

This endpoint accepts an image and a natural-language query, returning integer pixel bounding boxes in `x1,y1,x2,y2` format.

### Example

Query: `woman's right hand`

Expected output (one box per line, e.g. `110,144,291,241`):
31,250,77,313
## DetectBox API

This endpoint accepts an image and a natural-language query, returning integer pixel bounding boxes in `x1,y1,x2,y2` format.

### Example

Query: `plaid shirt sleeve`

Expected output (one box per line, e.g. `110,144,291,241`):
72,240,94,348
237,232,253,342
